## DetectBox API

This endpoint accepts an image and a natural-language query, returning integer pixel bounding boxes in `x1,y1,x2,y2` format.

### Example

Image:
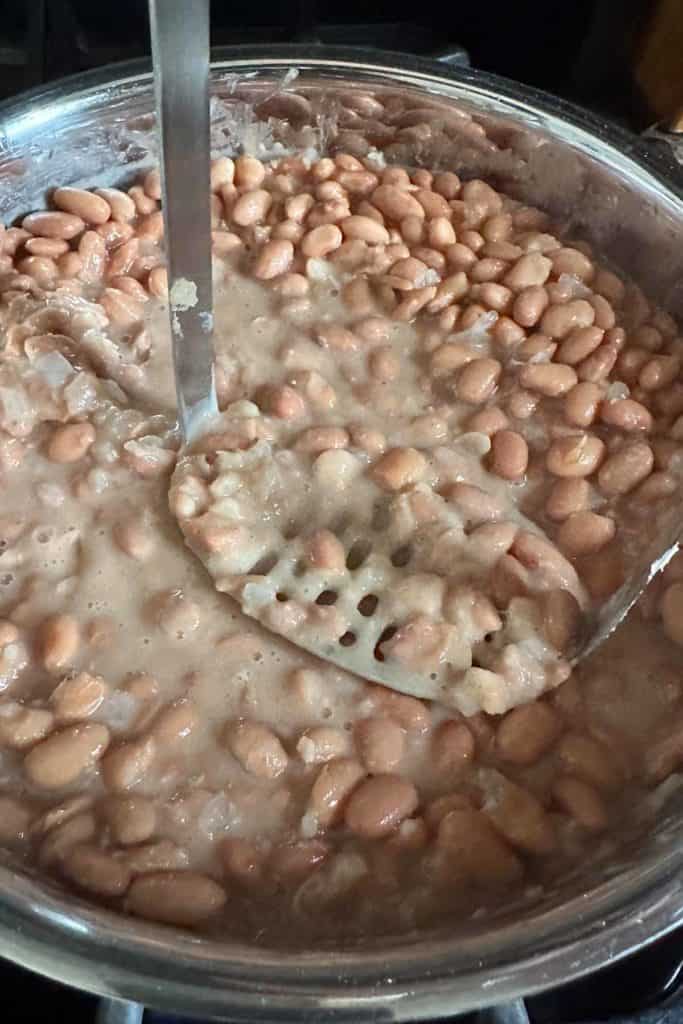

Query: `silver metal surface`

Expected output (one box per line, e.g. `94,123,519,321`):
0,48,681,1023
578,522,681,662
95,999,144,1024
149,0,217,442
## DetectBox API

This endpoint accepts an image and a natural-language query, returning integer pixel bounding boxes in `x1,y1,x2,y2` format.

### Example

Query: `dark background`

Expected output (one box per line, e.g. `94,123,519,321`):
0,0,667,129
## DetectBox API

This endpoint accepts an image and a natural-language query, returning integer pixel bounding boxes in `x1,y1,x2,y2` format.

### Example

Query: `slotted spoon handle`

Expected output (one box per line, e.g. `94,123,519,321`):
148,0,217,442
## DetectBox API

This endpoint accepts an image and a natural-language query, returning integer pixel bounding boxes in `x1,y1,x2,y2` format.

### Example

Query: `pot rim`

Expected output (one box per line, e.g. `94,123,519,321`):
0,48,682,1020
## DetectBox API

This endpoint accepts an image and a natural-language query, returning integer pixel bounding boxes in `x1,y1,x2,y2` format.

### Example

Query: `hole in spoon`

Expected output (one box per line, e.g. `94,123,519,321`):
316,590,338,606
357,594,379,617
374,624,397,662
346,539,372,570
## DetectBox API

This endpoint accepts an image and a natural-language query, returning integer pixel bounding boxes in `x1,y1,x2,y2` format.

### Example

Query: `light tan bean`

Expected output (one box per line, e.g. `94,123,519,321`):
540,299,595,339
545,478,590,522
62,843,131,896
597,441,654,496
555,325,604,365
546,434,605,478
516,333,556,362
371,447,427,491
543,588,582,653
24,722,110,788
600,398,652,432
253,239,294,280
234,155,265,189
519,363,577,397
39,812,97,866
504,252,552,290
94,188,136,222
355,717,406,773
47,423,95,463
24,236,69,258
99,288,144,329
146,265,168,299
564,381,602,427
577,342,619,383
467,406,509,436
226,720,288,778
126,871,226,926
511,285,549,327
489,430,528,480
435,809,523,885
340,215,389,244
22,211,85,240
101,735,156,792
232,189,272,226
0,703,54,749
308,757,366,827
296,426,349,453
103,795,157,845
301,224,343,258
557,510,616,556
40,614,80,672
454,357,501,404
106,237,139,278
372,185,425,221
344,774,418,838
51,672,107,722
53,187,111,225
446,242,477,272
296,726,349,765
445,482,503,525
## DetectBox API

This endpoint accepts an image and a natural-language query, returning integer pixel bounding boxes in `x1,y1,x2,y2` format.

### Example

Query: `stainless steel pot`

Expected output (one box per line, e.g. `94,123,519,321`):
0,46,682,1022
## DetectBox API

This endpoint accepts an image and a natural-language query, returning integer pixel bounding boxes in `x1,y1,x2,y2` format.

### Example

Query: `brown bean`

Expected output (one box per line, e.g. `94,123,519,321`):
552,776,607,831
496,703,562,764
126,871,226,926
371,185,425,221
231,189,272,226
101,735,156,792
557,733,620,791
371,447,426,491
576,342,619,383
454,358,501,404
62,844,131,896
489,430,528,480
340,215,389,244
307,758,366,827
555,326,604,365
432,720,475,774
50,672,107,723
39,614,80,672
545,478,590,521
639,355,680,391
253,239,294,280
344,774,418,838
94,188,136,222
102,795,156,846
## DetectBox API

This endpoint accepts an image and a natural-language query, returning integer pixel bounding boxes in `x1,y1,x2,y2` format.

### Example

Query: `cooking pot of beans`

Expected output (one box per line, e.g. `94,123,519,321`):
0,44,682,1022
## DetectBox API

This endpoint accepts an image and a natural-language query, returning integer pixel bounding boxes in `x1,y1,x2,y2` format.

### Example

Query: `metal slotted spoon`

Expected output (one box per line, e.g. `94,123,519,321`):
149,0,680,698
149,0,218,444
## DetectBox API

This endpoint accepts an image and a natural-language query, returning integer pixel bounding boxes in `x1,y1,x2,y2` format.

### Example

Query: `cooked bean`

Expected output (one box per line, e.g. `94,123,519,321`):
24,723,110,788
50,672,107,723
600,398,652,432
545,478,590,521
455,358,501,404
432,720,475,774
62,843,131,896
564,382,602,427
226,720,288,778
496,703,562,764
489,430,528,480
308,758,366,827
519,363,577,397
253,239,294,280
546,434,605,478
355,717,406,773
556,326,604,365
597,441,654,496
47,423,95,463
40,614,80,672
557,733,620,790
126,871,226,926
557,510,616,556
577,342,619,383
103,795,156,846
552,776,607,831
101,735,156,792
53,187,111,225
540,299,595,339
22,211,85,240
301,224,343,258
372,185,425,221
344,774,418,838
639,354,680,391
